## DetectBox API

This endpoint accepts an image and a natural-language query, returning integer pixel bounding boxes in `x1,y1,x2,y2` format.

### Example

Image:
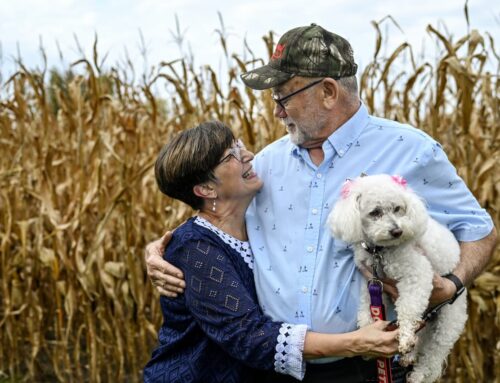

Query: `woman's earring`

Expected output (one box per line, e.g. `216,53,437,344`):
212,199,216,212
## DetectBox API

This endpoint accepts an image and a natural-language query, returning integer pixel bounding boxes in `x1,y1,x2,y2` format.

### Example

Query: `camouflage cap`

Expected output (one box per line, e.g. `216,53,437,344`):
241,24,357,90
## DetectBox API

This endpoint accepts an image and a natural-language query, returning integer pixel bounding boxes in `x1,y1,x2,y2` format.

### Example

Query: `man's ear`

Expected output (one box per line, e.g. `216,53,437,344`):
193,183,217,199
321,78,339,108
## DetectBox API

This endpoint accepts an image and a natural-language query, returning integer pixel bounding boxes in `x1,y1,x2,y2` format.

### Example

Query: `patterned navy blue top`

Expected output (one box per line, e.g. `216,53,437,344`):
144,217,307,383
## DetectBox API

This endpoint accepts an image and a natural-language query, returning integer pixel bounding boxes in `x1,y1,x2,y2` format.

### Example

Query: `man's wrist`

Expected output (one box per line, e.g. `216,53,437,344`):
442,273,465,302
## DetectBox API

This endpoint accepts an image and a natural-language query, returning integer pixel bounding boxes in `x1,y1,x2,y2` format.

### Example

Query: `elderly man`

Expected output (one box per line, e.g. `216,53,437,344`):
145,24,496,382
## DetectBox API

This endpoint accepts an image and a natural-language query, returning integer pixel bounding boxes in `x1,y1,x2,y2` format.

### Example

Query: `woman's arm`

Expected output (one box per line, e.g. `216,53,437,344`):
304,320,399,360
173,237,306,379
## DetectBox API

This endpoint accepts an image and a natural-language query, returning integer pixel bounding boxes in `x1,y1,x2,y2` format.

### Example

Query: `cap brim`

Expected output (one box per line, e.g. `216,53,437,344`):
240,64,294,90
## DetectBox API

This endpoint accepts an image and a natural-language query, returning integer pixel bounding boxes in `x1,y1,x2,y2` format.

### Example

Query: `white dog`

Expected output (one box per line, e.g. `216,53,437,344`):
327,174,467,383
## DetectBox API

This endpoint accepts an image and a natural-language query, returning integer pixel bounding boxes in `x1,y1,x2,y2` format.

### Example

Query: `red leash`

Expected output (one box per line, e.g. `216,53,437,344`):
368,279,393,383
364,242,393,383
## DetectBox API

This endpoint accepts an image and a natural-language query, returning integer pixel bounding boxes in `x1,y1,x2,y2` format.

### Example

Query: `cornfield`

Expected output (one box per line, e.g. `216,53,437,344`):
0,14,498,383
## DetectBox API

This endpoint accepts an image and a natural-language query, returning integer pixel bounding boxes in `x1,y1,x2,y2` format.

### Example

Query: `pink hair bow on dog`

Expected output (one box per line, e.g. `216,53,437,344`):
341,179,353,199
391,175,408,188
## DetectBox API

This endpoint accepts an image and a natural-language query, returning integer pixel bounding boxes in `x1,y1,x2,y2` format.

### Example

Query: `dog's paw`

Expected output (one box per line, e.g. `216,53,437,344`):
398,334,417,355
399,352,416,367
406,371,425,383
398,342,415,355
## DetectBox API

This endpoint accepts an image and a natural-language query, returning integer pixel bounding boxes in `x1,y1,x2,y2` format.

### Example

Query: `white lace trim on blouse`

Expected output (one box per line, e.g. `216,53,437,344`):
194,216,254,270
274,323,307,380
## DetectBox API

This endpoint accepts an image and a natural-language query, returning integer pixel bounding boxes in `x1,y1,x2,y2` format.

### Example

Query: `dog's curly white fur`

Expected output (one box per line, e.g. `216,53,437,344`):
327,174,467,383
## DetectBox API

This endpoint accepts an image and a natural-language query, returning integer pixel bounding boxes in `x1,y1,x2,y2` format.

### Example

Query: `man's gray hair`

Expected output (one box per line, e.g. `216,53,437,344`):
337,75,358,96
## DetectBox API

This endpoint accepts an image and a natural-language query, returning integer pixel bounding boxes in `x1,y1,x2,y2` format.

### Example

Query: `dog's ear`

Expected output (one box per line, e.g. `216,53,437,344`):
404,190,429,237
327,191,363,243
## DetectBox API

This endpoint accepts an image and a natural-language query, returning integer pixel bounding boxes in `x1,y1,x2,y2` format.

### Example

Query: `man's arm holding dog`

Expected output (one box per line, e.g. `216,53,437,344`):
379,227,497,306
434,228,497,301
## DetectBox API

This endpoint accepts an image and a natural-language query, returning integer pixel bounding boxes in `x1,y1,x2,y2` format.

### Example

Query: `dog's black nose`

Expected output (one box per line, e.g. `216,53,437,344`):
390,228,403,238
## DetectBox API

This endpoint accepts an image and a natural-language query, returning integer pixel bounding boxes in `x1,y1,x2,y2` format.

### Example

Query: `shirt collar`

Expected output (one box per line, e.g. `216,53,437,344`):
290,103,369,159
327,103,369,157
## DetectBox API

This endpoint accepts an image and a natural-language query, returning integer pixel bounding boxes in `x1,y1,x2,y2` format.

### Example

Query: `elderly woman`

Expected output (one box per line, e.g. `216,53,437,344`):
144,121,398,383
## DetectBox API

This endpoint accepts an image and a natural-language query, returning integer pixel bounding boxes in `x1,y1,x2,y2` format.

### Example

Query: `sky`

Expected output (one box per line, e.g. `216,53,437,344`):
0,0,498,82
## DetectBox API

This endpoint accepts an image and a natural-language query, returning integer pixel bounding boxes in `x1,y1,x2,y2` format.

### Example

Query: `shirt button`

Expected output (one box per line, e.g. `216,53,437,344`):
302,286,308,293
312,208,318,215
316,173,322,179
307,246,314,252
339,149,344,155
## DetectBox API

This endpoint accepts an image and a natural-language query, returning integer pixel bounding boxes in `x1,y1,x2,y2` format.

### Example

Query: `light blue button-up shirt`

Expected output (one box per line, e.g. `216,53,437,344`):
245,104,493,347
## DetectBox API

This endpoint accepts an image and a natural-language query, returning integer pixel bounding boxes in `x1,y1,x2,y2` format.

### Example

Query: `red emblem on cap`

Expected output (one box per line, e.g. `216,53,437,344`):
272,44,285,59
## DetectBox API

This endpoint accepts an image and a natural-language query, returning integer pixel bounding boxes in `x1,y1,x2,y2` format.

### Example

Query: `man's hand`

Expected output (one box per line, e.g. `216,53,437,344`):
145,231,186,297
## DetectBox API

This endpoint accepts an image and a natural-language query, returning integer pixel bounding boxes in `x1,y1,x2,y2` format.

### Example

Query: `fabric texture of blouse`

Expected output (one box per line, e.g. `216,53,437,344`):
143,217,308,383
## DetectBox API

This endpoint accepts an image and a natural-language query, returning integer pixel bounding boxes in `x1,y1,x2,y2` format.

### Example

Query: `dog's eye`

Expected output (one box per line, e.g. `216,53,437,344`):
369,208,382,218
394,206,401,213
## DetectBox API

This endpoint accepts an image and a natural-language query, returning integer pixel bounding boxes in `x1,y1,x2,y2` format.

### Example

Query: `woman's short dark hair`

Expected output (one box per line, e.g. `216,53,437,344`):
155,120,234,210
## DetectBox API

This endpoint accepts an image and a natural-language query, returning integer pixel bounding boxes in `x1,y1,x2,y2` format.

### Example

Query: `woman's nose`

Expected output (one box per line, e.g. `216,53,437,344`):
240,148,255,162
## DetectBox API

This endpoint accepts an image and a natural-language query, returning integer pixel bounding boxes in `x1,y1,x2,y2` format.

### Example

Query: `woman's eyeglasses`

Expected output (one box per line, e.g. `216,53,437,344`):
219,139,245,164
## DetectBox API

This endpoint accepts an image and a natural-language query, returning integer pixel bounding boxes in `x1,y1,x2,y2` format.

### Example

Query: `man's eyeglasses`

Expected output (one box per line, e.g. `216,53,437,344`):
272,78,324,110
219,139,245,164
